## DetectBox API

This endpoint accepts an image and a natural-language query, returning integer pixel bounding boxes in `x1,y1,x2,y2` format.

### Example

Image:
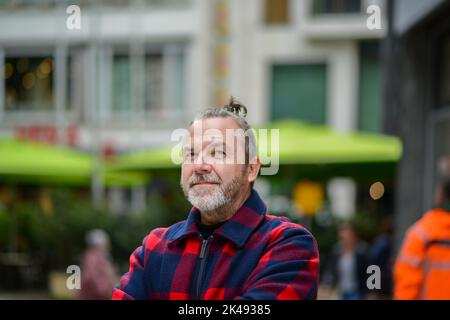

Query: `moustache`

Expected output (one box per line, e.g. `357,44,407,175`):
188,174,222,187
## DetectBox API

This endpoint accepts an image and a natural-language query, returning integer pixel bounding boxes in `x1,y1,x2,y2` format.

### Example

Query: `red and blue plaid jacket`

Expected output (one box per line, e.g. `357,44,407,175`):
112,190,319,300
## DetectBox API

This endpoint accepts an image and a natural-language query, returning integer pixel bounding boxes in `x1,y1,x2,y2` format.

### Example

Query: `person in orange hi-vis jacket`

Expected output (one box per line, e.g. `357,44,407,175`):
394,178,450,300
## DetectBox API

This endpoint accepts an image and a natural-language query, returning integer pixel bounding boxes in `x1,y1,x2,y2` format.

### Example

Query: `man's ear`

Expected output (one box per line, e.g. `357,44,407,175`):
247,158,261,184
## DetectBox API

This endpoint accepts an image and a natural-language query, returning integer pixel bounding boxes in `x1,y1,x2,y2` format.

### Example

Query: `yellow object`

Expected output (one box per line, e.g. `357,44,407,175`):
293,180,324,217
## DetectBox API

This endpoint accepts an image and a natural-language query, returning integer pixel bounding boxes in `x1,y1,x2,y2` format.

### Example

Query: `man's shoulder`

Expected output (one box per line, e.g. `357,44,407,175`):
264,214,311,231
257,214,319,259
262,214,316,242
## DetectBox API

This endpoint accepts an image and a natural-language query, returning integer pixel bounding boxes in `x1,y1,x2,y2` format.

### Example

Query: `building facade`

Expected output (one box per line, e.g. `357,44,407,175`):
384,0,450,249
0,0,387,214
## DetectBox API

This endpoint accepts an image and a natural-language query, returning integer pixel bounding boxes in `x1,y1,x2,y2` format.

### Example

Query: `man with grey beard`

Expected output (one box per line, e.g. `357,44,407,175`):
113,98,319,300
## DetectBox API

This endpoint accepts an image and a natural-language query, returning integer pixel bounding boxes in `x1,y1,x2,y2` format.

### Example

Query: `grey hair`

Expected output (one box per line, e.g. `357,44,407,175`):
189,97,258,165
86,229,110,248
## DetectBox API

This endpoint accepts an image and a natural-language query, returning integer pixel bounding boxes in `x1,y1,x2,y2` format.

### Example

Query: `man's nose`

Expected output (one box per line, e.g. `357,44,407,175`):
193,152,212,174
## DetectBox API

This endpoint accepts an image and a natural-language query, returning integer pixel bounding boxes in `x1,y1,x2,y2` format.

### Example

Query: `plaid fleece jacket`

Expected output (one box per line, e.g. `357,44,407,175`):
112,190,319,300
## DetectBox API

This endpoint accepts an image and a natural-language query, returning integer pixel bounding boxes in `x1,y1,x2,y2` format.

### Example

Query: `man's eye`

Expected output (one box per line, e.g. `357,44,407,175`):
184,152,195,159
212,150,226,157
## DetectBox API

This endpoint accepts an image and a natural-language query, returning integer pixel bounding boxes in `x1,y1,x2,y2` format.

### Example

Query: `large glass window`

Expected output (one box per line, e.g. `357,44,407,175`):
4,56,53,111
112,54,131,113
358,41,382,133
67,47,84,115
143,47,185,113
144,53,163,112
166,48,185,112
270,64,327,124
110,46,185,115
312,0,361,15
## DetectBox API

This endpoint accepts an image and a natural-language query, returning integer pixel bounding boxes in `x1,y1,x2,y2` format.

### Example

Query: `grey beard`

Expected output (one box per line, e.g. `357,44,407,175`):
187,186,228,214
183,176,242,219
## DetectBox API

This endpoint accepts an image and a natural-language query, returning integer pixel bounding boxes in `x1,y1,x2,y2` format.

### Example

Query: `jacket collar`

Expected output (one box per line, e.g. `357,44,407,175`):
168,189,267,248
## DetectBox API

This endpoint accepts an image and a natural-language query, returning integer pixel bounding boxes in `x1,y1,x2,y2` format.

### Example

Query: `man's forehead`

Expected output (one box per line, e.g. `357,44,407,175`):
183,134,224,147
189,117,240,133
184,118,242,145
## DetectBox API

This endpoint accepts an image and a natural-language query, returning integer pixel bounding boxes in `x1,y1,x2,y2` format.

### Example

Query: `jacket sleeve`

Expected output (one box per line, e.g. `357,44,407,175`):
112,235,149,300
235,225,319,300
393,224,427,300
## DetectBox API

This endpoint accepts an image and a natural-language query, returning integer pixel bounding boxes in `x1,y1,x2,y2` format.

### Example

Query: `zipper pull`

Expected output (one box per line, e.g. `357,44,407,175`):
199,236,212,259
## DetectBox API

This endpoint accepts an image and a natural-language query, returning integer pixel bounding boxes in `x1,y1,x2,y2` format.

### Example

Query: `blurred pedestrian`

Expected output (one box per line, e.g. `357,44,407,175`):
367,217,394,299
77,229,117,300
322,222,368,300
394,178,450,299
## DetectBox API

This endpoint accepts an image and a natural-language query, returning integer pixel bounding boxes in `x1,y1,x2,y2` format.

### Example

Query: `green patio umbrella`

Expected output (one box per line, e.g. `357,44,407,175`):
261,120,402,164
108,119,402,171
0,138,149,187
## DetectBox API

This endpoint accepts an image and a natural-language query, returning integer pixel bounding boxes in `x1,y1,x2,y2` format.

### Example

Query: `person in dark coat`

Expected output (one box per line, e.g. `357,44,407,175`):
322,223,369,300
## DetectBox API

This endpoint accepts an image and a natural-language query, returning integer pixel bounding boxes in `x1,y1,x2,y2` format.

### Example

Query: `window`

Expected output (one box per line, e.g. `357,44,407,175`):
4,56,53,111
264,0,289,24
67,47,84,115
144,47,185,113
358,41,382,132
3,49,78,114
145,53,163,111
270,64,327,124
112,54,131,113
312,0,361,15
166,48,185,112
110,45,185,116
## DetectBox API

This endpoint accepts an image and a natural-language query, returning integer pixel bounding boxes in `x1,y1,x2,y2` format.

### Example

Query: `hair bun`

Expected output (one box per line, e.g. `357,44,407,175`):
223,96,247,118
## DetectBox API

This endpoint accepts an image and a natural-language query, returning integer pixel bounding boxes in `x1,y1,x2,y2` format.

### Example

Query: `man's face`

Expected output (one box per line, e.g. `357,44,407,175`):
180,117,257,218
338,225,357,247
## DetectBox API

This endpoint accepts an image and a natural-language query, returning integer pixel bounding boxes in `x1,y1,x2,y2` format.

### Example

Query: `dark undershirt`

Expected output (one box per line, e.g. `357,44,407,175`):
196,221,226,240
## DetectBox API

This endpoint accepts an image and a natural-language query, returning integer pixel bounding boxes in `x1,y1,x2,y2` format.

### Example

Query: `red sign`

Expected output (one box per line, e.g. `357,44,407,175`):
14,125,78,147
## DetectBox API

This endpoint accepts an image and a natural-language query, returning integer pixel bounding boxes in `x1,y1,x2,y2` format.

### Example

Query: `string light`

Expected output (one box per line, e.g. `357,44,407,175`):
22,72,36,89
369,182,385,200
4,63,13,79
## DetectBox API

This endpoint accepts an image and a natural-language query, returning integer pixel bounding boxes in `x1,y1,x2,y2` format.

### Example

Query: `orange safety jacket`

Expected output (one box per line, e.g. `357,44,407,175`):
394,208,450,300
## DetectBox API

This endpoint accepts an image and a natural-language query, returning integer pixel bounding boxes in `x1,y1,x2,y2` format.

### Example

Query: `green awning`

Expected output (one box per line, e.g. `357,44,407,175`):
0,138,149,187
262,120,402,164
108,120,403,170
109,146,179,171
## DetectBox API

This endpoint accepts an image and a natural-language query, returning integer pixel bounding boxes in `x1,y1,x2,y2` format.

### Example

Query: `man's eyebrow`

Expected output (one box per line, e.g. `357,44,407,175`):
182,141,227,153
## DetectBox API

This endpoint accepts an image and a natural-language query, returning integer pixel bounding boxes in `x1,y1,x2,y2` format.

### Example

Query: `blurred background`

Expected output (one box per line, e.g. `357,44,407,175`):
0,0,449,299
